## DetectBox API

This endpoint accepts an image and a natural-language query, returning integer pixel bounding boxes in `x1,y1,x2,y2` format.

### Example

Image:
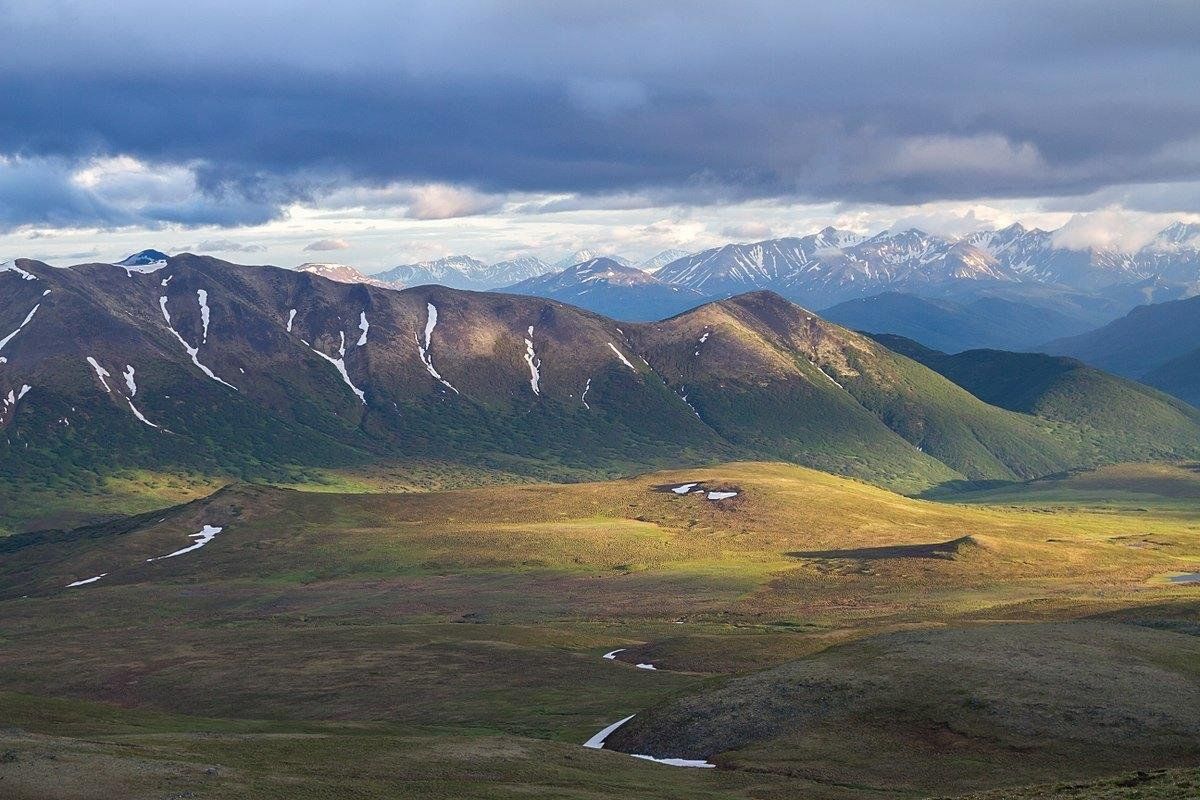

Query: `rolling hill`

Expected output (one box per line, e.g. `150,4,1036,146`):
871,335,1200,464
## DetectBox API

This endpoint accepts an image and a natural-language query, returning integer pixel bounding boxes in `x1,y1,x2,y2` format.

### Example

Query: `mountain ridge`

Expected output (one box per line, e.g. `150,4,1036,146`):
4,254,1199,533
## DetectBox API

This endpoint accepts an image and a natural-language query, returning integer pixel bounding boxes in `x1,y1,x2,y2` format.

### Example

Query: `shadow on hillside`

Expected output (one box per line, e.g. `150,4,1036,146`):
787,536,974,561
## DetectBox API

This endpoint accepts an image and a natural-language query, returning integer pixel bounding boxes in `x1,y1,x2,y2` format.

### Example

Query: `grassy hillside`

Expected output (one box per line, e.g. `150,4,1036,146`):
1,462,1198,797
606,622,1200,795
873,335,1200,465
1145,347,1200,407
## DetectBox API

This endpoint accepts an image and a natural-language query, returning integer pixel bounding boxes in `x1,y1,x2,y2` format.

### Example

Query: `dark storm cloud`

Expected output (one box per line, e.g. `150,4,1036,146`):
1,0,1198,227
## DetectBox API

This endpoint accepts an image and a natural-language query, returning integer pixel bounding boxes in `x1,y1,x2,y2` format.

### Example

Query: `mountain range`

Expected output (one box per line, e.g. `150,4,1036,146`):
653,222,1200,310
1045,294,1200,407
4,254,1199,527
504,257,708,321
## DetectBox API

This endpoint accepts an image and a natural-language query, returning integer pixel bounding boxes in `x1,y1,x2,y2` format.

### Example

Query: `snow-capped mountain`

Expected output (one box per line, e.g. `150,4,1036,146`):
115,249,170,269
296,263,395,288
482,255,555,286
505,257,706,321
967,222,1200,291
656,223,1200,307
553,250,634,270
373,255,491,290
638,249,692,273
654,226,995,306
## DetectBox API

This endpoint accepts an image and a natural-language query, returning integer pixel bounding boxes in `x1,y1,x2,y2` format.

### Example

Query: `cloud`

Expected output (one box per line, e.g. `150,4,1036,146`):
1,1,1200,229
720,221,773,240
567,79,649,117
303,238,351,251
0,154,283,232
402,184,503,220
195,238,266,253
1049,208,1179,252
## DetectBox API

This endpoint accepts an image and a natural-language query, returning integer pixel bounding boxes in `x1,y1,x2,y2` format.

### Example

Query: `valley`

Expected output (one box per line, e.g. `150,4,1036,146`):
3,255,1199,799
1,461,1198,798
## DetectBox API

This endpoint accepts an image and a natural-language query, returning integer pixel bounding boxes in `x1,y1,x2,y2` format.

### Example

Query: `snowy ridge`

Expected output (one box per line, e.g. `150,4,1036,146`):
2,261,37,280
159,296,238,391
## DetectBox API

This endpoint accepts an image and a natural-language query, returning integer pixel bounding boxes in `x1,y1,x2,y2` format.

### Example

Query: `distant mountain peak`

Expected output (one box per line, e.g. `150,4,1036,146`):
295,262,392,287
554,249,633,270
115,249,170,268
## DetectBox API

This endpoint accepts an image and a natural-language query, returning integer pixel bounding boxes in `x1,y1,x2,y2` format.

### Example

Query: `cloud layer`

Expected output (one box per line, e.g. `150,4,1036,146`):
1,1,1199,231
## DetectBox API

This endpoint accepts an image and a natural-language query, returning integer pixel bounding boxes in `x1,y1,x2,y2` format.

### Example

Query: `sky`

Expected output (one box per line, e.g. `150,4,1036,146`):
2,0,1199,271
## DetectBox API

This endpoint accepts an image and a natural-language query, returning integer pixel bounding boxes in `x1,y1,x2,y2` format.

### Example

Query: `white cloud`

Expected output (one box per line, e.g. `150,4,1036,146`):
880,134,1045,179
719,221,773,240
194,238,266,253
403,184,503,220
303,238,351,251
1049,207,1182,252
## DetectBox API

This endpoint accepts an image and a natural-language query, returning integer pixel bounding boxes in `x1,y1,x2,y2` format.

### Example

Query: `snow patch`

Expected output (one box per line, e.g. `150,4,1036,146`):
581,377,591,409
607,342,637,371
0,302,41,356
161,275,172,287
635,663,657,671
17,384,30,401
196,290,211,343
66,573,107,587
159,296,237,390
126,399,161,429
2,262,37,280
524,325,542,396
286,308,297,332
123,365,137,396
86,356,113,392
706,491,738,501
583,714,715,768
602,648,626,660
312,330,366,404
357,311,370,346
671,483,698,494
415,302,459,393
583,714,635,750
146,524,223,561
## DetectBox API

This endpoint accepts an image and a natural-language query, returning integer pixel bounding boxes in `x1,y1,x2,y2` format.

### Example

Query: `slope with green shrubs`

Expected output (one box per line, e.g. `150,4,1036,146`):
5,257,1199,532
873,334,1200,464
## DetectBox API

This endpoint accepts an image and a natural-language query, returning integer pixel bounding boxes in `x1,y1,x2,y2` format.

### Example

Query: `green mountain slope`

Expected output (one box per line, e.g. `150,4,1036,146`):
4,257,1198,531
1045,294,1200,381
873,334,1200,462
